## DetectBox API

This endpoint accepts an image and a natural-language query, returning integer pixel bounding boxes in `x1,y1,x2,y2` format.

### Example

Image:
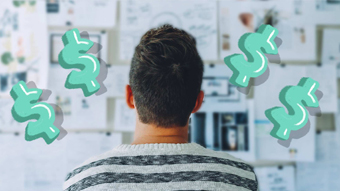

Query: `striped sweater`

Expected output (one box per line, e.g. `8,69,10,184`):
63,143,258,191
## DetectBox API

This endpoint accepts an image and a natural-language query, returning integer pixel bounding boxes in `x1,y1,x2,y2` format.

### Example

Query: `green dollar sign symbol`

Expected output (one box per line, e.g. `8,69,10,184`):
265,77,319,140
10,81,60,144
224,24,279,87
58,28,100,97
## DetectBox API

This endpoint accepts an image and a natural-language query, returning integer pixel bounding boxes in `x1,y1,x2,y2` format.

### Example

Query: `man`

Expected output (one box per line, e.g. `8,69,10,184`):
63,25,258,191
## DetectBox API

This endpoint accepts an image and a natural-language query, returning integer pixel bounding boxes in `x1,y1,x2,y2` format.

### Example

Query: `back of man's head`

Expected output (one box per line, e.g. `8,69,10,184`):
129,24,204,127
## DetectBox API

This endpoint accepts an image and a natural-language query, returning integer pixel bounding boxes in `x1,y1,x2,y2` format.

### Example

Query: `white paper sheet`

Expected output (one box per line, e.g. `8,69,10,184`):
64,132,122,170
254,64,324,161
255,165,295,191
0,133,25,191
254,64,303,120
119,0,217,60
60,92,107,129
0,1,49,97
219,0,316,61
114,98,136,132
296,162,340,191
0,132,122,191
293,0,340,25
306,63,337,113
316,0,340,12
255,63,337,119
47,0,117,28
24,137,68,191
68,92,107,129
315,98,340,163
255,117,316,162
105,65,130,97
47,67,107,130
322,29,340,65
49,30,108,65
316,131,340,162
219,1,254,59
200,64,247,111
0,98,24,131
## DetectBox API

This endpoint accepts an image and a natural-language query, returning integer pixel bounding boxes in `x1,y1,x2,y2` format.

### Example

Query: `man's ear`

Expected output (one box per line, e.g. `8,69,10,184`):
125,85,135,109
192,91,204,113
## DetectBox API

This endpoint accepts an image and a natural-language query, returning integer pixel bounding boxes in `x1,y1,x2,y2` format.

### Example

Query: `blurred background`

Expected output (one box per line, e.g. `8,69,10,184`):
0,0,340,190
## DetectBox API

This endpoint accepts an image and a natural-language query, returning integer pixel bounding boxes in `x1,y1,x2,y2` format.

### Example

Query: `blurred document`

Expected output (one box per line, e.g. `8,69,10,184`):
316,131,340,162
307,63,337,113
254,64,303,120
65,133,122,170
255,64,319,161
200,64,246,111
24,137,68,191
255,117,315,161
254,165,295,191
99,132,123,153
58,92,107,129
49,30,108,64
202,78,229,97
0,134,25,191
322,29,340,65
255,63,337,118
47,0,117,28
296,162,340,191
0,132,122,191
219,0,315,61
219,1,254,59
0,1,48,97
48,67,107,129
0,98,24,131
120,0,217,60
105,65,130,97
316,0,340,12
114,98,136,132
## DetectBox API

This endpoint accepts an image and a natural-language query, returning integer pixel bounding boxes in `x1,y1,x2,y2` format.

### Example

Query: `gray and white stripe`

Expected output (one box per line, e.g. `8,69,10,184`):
66,171,257,191
81,182,251,191
65,155,254,181
63,143,258,191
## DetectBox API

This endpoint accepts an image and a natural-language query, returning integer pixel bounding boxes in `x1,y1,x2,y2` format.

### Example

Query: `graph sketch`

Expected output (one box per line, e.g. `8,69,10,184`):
120,0,217,60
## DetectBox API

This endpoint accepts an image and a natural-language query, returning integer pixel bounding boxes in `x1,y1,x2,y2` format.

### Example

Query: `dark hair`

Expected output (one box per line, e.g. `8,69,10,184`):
129,24,204,127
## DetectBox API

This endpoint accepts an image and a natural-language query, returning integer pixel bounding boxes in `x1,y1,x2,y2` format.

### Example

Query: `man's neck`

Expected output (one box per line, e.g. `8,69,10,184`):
131,120,189,145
